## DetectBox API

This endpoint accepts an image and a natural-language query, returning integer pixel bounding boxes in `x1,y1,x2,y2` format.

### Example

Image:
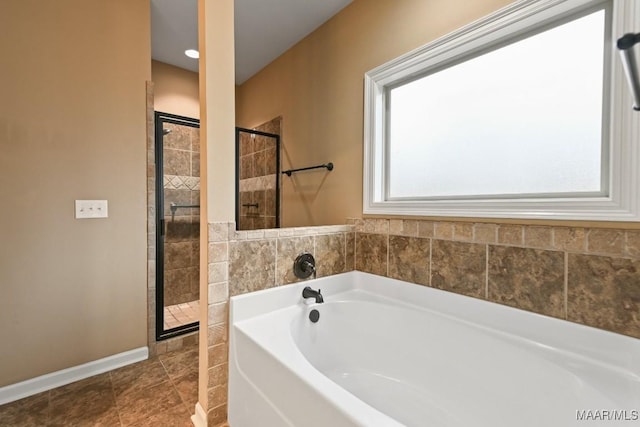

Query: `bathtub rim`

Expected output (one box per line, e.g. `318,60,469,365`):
230,271,640,376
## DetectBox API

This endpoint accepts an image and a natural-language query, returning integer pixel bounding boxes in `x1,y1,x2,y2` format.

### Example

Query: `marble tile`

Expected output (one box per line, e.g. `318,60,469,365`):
265,188,276,217
240,154,253,180
587,228,624,256
111,358,169,399
346,232,355,271
163,123,191,151
208,343,228,367
355,233,388,276
388,236,430,286
277,236,314,285
568,254,640,338
191,151,200,177
315,234,346,278
190,127,200,153
625,230,640,258
239,132,251,156
164,149,191,176
165,242,192,270
116,381,183,426
159,345,198,380
208,403,228,426
498,224,523,246
0,392,49,427
434,222,454,240
208,363,229,389
49,374,119,426
431,240,485,298
488,246,564,318
172,370,199,408
228,239,276,295
552,227,586,252
208,385,227,410
453,223,473,241
128,404,193,427
417,221,434,238
265,147,277,175
524,226,552,249
474,223,497,244
254,149,266,177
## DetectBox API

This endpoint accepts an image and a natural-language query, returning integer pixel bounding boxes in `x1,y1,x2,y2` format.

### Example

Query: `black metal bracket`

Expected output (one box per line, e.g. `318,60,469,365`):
617,33,640,111
282,162,334,177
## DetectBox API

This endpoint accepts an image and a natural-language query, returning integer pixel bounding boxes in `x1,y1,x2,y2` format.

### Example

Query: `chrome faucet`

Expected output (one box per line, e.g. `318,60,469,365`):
302,286,324,303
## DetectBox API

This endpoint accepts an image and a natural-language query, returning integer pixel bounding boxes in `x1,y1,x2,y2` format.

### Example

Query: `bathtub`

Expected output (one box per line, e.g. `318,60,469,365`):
228,272,640,427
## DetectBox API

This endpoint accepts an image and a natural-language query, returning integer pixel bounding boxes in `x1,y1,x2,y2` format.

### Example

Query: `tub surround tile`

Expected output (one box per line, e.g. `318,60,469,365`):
356,233,388,276
316,234,347,277
473,223,497,244
453,223,473,241
208,324,228,347
208,385,227,411
431,240,486,298
208,343,228,367
587,229,624,256
346,232,355,271
277,236,315,284
524,226,553,249
568,254,640,338
208,363,229,389
498,224,523,246
229,239,276,295
388,236,430,286
624,230,640,258
488,246,565,318
434,222,454,240
417,221,435,238
552,227,586,252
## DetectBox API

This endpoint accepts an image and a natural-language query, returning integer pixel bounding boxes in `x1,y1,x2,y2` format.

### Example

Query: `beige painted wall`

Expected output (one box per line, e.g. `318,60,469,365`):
235,0,516,227
0,0,150,386
152,60,200,119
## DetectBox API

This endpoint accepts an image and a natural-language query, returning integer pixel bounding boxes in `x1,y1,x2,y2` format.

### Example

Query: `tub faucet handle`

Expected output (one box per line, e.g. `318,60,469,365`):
294,253,316,280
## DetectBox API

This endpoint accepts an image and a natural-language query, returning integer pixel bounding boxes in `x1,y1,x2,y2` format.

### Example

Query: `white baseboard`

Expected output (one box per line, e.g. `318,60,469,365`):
0,346,148,405
191,402,207,427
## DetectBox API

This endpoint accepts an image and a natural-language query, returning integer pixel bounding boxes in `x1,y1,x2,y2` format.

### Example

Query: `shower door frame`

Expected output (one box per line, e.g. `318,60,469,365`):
235,127,281,230
154,111,200,341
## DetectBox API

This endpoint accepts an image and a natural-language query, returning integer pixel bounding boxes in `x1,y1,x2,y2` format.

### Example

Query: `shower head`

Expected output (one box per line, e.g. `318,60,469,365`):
163,128,172,135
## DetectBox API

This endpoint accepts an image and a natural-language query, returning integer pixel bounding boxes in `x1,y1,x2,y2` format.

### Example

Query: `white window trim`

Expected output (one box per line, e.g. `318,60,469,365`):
363,0,640,221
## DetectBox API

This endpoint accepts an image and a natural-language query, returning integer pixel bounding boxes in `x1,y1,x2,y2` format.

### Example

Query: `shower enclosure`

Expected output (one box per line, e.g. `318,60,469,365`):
235,125,280,230
154,111,200,340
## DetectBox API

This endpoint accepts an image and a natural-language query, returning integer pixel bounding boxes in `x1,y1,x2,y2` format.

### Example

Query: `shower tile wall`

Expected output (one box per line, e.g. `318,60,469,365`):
238,117,280,230
163,122,200,306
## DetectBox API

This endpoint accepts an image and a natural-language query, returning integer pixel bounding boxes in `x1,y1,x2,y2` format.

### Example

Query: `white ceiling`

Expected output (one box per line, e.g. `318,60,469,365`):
150,0,353,84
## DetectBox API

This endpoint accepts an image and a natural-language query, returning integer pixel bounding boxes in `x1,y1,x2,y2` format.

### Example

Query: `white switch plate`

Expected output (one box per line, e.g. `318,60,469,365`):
75,200,108,219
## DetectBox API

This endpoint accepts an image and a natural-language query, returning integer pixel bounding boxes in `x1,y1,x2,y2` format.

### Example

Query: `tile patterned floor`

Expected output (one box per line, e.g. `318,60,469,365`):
0,344,199,426
164,300,199,330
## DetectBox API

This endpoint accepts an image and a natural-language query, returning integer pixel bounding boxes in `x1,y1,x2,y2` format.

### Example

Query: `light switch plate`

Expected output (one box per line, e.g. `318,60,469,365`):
75,200,108,219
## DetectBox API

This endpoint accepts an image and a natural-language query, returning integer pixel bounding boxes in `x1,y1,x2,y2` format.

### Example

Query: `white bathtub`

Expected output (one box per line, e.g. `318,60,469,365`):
228,272,640,427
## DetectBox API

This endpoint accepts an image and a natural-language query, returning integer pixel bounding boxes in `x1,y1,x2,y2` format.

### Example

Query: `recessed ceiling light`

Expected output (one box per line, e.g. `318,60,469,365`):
185,49,199,59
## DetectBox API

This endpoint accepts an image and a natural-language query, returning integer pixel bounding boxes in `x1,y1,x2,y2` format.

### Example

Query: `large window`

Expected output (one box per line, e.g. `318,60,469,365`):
364,0,640,221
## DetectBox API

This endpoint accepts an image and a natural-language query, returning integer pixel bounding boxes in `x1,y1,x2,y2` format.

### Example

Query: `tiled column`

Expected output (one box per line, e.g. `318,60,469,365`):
204,222,230,425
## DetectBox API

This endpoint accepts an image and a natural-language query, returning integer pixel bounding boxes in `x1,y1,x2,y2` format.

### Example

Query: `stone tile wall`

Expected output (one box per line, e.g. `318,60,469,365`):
204,222,355,426
237,117,280,230
352,218,640,339
163,122,200,306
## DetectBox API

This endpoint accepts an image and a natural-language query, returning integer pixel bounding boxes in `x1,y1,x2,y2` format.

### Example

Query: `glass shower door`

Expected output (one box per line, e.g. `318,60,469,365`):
155,112,200,340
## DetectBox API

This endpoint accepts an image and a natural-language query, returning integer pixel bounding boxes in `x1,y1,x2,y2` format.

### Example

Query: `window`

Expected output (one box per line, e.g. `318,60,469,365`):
364,0,640,221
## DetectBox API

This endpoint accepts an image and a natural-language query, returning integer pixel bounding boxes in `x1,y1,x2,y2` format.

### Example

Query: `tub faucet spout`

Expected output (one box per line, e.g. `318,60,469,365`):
302,286,324,303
